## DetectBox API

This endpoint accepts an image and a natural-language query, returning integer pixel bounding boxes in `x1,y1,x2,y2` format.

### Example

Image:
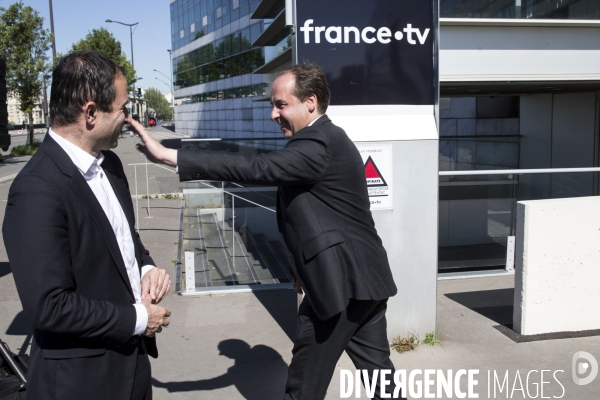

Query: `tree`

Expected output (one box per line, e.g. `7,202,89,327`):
0,1,51,145
71,28,136,85
144,88,172,120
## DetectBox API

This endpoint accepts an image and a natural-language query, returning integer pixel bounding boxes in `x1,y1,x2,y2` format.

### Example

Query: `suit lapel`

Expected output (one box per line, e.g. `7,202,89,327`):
41,135,134,297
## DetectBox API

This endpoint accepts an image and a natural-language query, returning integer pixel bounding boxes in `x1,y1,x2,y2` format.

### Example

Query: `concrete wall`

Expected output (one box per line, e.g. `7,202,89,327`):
370,139,439,340
513,196,600,335
440,23,600,81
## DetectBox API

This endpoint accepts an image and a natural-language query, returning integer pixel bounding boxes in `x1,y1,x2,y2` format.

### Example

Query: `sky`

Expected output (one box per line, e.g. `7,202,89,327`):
12,0,174,94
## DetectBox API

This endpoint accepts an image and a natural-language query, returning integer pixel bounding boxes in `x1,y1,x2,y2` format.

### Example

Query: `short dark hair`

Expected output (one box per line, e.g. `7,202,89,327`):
50,50,125,127
276,63,330,114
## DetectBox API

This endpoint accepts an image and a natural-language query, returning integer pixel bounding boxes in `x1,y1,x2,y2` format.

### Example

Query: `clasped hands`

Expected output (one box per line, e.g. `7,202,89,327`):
141,268,172,337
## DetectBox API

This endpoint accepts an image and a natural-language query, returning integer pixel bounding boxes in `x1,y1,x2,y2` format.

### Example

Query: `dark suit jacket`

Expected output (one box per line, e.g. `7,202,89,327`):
3,134,157,400
179,115,397,320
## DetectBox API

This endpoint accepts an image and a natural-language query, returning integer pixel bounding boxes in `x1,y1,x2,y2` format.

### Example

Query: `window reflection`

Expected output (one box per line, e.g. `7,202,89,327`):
441,0,600,19
171,0,260,52
184,83,266,104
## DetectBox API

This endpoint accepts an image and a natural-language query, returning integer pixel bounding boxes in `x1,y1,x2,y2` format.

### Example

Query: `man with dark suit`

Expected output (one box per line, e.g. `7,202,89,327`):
134,63,398,399
3,51,172,400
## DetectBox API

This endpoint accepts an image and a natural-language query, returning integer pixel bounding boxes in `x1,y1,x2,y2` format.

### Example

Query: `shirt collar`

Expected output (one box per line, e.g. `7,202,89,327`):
48,128,104,177
307,114,323,127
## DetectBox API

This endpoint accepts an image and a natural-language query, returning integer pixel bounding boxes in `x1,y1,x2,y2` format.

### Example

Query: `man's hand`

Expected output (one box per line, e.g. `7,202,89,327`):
130,118,178,167
141,268,171,304
290,268,303,295
142,300,171,337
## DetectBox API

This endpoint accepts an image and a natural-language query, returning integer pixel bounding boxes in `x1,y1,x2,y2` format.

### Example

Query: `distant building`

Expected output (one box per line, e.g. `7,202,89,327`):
7,93,46,125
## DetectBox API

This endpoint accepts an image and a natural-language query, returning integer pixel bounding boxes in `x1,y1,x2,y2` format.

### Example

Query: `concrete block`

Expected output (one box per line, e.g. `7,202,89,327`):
514,196,600,335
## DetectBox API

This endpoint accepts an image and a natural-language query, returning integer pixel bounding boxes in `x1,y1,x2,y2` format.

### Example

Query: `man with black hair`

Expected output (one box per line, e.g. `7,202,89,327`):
3,50,171,400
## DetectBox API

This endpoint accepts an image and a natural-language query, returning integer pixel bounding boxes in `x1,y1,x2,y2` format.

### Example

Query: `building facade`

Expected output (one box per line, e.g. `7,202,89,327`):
171,0,600,273
170,0,282,141
7,94,46,126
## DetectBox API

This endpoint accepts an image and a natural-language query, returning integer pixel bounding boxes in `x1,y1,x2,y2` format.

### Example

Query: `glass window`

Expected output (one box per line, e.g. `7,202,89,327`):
194,2,201,20
215,17,223,29
441,0,600,19
231,8,240,21
240,3,250,16
250,22,262,44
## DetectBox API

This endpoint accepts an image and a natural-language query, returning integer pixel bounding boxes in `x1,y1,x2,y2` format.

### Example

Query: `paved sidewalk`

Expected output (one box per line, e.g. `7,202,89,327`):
0,128,598,399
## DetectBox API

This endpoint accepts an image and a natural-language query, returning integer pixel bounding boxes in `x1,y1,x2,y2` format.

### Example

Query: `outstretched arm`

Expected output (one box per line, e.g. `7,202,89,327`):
131,118,178,167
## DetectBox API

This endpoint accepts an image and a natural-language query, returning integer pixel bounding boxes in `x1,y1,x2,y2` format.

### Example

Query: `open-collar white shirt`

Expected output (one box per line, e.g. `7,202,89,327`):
48,129,152,336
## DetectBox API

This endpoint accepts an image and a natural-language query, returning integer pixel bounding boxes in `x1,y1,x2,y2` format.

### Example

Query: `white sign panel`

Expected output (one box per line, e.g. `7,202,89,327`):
356,143,393,210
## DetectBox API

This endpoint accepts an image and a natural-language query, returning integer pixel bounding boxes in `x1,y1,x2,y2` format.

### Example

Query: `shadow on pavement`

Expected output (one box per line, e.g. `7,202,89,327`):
0,262,11,278
445,288,514,326
152,339,287,399
5,311,33,357
252,290,297,341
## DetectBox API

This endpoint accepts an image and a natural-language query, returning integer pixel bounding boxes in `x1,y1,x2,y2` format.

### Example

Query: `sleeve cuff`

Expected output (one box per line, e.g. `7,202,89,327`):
141,265,155,279
133,302,148,336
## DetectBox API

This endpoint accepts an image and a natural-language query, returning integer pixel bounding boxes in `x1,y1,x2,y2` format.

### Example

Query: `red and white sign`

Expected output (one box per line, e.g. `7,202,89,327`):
356,144,393,210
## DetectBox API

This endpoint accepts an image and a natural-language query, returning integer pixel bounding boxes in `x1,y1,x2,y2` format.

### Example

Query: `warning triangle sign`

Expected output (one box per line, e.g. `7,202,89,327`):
364,156,387,187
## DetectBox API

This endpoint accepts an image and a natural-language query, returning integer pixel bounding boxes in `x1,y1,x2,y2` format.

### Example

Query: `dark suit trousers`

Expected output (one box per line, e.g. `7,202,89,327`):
131,341,152,400
284,299,399,400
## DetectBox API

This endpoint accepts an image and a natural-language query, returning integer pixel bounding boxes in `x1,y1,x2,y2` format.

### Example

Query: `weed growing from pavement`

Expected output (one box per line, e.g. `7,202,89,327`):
391,335,419,354
422,332,440,346
391,332,440,354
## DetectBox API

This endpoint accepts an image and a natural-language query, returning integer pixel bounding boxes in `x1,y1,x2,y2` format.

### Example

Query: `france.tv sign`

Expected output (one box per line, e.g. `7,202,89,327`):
295,0,436,106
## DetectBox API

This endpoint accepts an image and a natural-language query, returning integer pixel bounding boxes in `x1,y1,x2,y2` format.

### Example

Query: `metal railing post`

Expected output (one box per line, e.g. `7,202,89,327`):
134,166,139,231
185,251,195,292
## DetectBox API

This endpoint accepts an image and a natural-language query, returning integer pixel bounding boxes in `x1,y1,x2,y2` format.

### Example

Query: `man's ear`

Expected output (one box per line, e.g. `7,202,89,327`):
83,101,97,125
305,94,318,113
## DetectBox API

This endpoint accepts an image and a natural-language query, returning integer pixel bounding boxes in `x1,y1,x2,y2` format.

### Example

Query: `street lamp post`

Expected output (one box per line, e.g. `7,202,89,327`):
153,68,174,121
106,19,139,115
155,77,171,91
168,49,175,124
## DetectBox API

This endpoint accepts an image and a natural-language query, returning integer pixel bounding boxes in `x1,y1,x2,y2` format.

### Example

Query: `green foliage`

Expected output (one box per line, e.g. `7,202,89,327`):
11,139,41,156
0,1,52,145
422,332,440,346
161,193,182,200
0,153,4,163
391,335,419,354
70,28,136,84
145,88,172,120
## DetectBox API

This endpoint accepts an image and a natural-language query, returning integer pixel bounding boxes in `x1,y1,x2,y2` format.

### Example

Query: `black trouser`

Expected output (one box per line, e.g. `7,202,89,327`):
131,339,152,400
284,299,399,400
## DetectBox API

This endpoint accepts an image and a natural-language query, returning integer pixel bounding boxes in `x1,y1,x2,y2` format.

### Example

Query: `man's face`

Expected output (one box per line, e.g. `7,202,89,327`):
94,75,130,150
270,73,316,139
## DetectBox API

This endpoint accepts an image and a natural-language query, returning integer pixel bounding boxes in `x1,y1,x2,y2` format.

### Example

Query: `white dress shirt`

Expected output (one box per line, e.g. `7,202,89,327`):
49,129,152,335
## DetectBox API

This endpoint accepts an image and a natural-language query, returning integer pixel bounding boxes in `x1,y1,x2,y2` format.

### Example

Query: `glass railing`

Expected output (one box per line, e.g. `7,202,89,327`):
439,168,600,273
179,138,292,293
